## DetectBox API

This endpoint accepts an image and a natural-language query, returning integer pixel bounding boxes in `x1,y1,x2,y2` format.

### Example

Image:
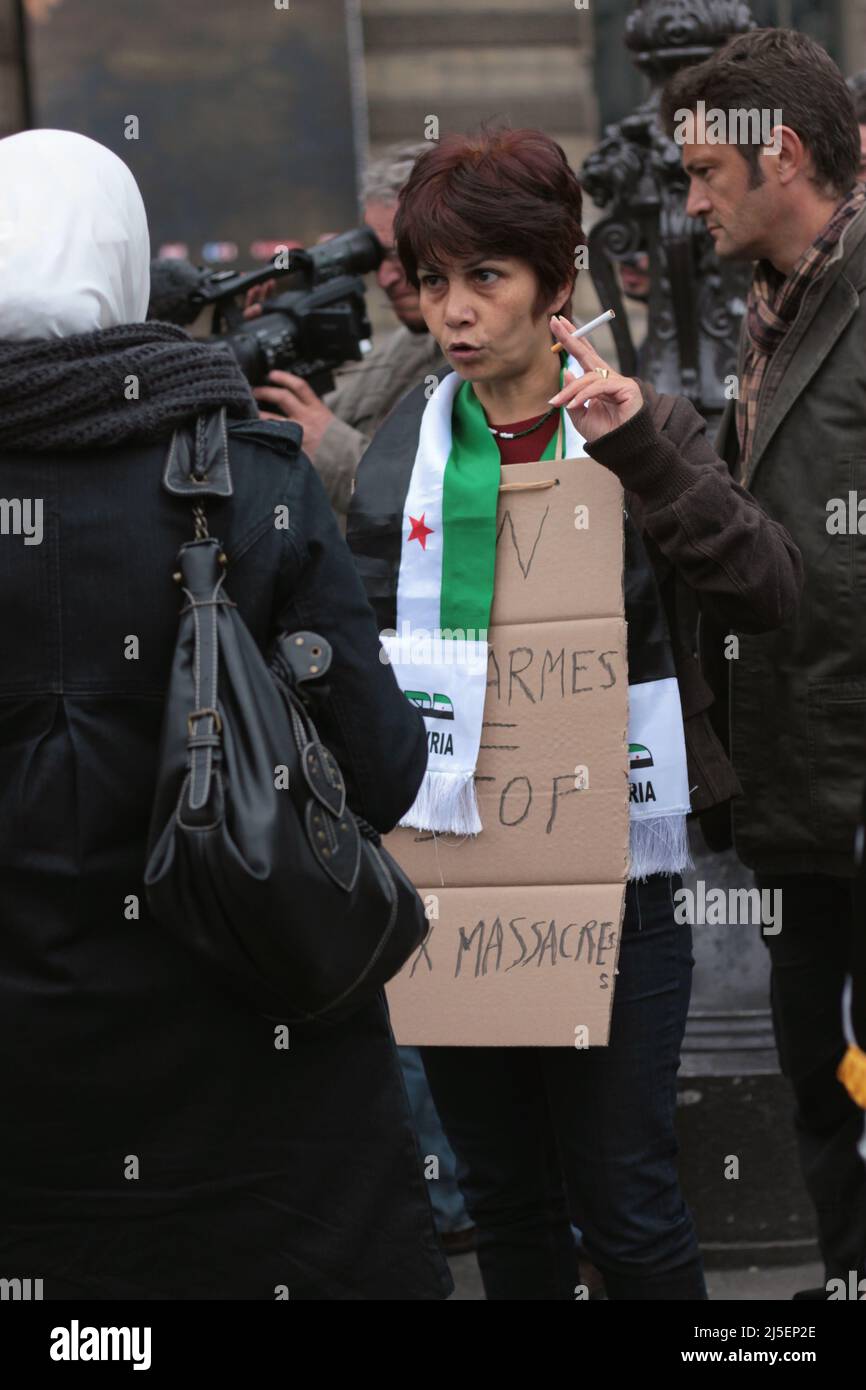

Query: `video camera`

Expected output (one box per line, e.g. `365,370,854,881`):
148,227,384,396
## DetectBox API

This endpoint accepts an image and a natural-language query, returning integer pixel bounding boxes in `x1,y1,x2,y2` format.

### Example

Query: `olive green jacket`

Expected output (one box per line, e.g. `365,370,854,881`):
708,202,866,875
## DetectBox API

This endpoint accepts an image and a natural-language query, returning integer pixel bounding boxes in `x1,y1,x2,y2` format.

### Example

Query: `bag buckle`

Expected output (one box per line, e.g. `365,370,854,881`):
188,706,223,737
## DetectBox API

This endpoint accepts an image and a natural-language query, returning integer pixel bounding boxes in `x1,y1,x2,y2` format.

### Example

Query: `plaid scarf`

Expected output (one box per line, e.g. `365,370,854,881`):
736,185,866,472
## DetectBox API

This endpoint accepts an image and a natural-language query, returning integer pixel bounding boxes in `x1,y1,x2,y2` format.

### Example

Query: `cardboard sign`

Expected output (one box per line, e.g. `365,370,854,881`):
385,456,630,1046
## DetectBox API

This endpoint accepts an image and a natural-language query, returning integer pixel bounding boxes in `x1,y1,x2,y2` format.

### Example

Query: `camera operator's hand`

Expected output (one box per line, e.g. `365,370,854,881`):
243,278,277,321
253,370,335,460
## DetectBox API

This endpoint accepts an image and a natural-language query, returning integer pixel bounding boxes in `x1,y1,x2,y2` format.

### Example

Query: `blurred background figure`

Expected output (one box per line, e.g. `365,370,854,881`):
253,144,445,526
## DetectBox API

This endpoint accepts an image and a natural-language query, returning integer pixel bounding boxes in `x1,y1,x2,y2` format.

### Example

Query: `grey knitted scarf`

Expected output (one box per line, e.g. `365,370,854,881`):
0,321,257,451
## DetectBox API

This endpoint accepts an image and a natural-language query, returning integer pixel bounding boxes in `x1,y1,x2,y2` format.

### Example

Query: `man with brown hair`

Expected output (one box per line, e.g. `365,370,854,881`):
661,27,866,1295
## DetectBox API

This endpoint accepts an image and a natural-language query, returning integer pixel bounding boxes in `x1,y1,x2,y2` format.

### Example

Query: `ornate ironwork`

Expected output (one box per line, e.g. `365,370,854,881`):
580,0,756,427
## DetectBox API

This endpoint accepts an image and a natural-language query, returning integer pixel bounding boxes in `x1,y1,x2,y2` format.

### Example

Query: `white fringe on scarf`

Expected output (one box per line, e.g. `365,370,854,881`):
628,812,692,881
399,770,482,836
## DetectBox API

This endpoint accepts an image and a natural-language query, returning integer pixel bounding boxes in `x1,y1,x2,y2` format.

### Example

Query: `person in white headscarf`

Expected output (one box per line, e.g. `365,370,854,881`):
0,129,452,1301
0,128,150,338
0,129,255,448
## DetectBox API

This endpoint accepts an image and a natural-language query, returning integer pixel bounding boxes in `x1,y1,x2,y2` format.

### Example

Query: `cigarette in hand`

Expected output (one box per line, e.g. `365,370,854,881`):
551,308,616,351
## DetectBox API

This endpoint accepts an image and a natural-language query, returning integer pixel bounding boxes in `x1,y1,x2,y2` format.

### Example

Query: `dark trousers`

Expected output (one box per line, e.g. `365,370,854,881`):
756,871,866,1281
420,875,706,1300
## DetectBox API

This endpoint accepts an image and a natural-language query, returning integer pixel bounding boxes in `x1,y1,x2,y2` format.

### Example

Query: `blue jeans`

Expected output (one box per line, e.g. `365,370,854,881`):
399,1045,472,1235
420,874,706,1299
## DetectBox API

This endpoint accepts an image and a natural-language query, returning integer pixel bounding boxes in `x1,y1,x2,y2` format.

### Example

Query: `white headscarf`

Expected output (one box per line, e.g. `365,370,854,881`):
0,129,150,340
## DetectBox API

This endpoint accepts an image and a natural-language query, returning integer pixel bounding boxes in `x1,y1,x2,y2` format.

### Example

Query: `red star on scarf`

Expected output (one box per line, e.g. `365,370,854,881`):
408,513,433,549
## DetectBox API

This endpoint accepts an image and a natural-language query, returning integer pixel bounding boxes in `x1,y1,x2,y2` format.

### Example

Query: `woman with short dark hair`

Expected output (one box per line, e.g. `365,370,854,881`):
348,125,804,1300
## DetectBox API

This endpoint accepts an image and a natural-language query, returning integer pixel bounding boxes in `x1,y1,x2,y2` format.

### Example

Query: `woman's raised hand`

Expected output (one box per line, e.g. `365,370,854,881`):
548,314,643,444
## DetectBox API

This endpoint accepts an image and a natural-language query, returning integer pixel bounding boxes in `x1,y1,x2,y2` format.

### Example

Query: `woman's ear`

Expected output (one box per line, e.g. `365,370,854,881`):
545,277,576,322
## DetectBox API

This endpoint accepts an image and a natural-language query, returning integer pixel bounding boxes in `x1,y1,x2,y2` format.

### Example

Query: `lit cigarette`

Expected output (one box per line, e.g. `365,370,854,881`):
551,308,616,351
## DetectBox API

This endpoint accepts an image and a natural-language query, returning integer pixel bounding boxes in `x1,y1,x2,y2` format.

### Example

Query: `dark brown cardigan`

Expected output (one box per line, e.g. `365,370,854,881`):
584,383,805,819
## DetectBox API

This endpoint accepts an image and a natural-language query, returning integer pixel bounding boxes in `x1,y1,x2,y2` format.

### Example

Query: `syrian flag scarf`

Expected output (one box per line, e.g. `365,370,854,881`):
377,360,691,880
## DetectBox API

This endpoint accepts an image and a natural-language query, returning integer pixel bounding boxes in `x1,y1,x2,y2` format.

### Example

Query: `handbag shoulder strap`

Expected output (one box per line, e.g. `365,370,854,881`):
163,408,233,500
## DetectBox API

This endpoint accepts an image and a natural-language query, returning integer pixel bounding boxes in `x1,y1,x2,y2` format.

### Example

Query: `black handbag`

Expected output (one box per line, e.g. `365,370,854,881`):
144,411,428,1023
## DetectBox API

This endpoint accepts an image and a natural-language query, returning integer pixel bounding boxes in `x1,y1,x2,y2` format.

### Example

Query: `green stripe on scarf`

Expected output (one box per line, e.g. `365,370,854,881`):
440,375,563,631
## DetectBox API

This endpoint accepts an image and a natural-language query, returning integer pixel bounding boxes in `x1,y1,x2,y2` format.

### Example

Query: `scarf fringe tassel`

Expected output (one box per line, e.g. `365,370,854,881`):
399,770,482,836
628,813,692,881
399,780,692,877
